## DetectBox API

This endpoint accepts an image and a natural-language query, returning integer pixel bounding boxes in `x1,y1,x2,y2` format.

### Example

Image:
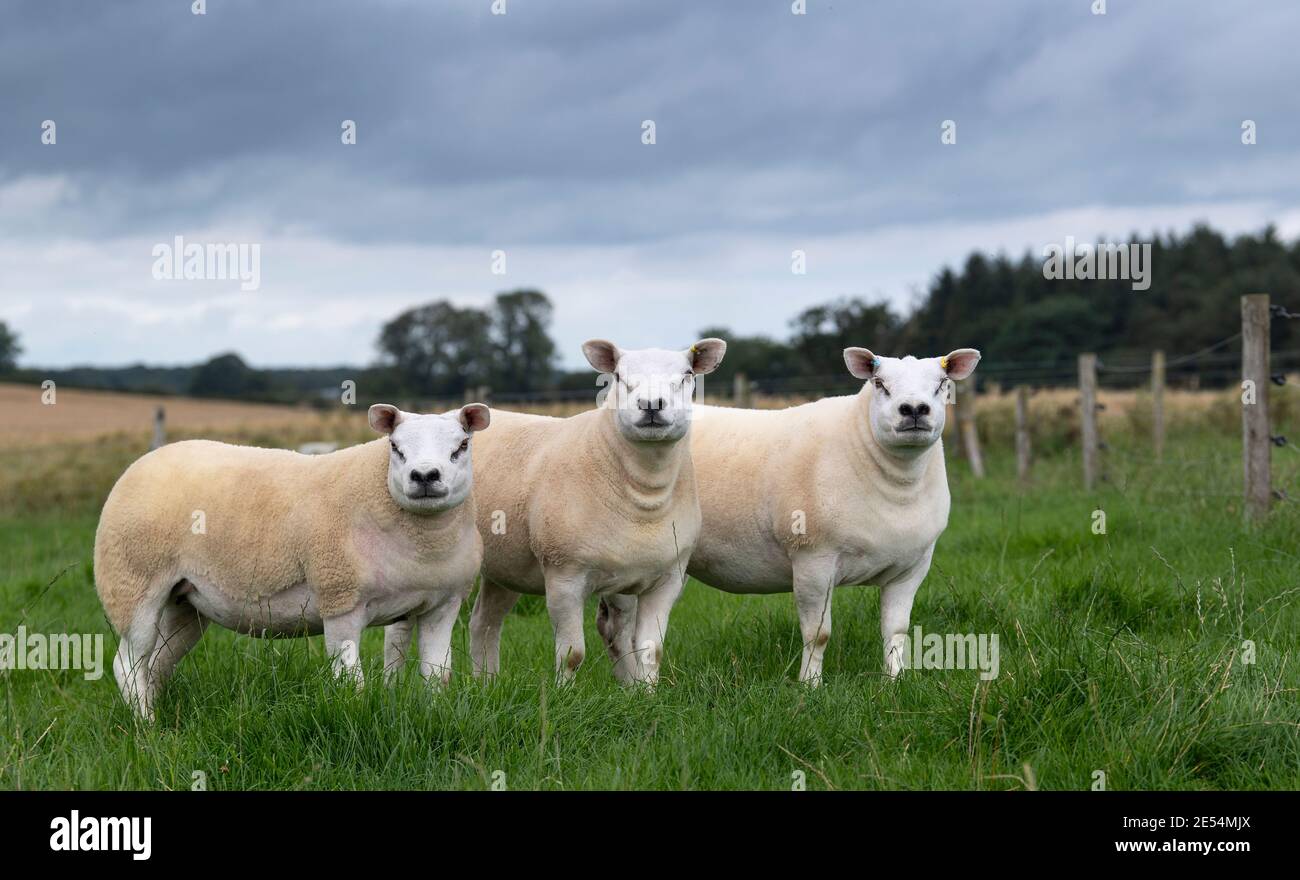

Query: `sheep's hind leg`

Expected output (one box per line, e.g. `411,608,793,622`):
148,589,208,692
596,592,639,685
468,578,520,678
112,589,170,721
383,618,414,684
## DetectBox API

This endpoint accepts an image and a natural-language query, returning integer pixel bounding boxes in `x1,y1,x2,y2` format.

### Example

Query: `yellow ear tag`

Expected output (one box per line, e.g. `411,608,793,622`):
940,356,949,372
690,344,697,353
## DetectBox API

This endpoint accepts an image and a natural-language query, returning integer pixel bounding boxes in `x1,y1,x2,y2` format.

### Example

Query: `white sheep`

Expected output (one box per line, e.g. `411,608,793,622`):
93,403,490,719
602,347,979,683
450,338,725,686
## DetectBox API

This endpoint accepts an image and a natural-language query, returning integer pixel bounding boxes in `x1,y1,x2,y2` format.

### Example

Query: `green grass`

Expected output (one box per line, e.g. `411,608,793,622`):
1,431,1297,790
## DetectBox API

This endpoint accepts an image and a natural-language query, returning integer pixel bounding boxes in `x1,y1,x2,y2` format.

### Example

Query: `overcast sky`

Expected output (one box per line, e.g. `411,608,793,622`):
2,0,1299,369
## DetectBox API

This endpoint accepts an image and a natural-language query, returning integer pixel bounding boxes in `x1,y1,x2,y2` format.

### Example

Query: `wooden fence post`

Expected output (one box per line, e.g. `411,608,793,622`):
957,380,985,478
1015,386,1031,484
150,406,166,450
1242,294,1271,520
1152,350,1165,463
1079,353,1098,490
733,372,752,408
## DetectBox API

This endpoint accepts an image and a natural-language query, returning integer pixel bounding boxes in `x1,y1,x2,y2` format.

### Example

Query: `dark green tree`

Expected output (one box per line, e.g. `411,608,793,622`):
0,321,21,372
789,298,901,374
376,300,494,396
695,326,803,386
489,289,556,392
189,352,269,398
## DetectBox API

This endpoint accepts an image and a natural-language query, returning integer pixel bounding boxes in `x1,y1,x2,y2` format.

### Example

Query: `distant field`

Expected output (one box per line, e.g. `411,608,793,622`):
0,382,310,447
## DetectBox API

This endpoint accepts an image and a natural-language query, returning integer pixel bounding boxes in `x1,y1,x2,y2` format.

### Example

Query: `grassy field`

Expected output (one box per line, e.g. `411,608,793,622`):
1,389,1298,789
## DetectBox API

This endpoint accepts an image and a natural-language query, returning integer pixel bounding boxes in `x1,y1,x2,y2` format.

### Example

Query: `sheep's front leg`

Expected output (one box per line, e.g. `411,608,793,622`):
544,569,590,685
323,608,367,688
415,594,463,687
631,570,685,689
792,554,839,686
880,546,934,679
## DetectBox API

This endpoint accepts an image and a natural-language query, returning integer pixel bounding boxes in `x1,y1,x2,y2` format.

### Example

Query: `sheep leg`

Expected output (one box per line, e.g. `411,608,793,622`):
323,609,366,688
148,597,207,691
415,594,462,687
630,571,685,689
596,592,639,684
468,578,519,678
879,546,934,679
112,591,168,721
792,554,838,686
383,618,415,684
544,570,589,686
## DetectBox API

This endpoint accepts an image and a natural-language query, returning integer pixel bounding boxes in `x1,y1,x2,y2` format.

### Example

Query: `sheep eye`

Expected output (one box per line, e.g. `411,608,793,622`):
873,378,890,396
390,442,406,461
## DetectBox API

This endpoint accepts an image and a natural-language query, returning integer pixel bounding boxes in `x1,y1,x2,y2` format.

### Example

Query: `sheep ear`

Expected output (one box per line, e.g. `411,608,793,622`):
687,338,727,375
459,403,490,433
582,339,621,374
844,347,877,380
368,404,402,435
942,348,981,380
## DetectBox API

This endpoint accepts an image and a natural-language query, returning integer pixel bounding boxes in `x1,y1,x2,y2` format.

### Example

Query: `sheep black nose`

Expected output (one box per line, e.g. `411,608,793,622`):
410,468,441,483
638,397,666,412
899,403,930,419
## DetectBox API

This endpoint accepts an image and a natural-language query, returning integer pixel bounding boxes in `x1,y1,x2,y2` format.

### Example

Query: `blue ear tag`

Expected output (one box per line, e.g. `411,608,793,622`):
871,357,880,370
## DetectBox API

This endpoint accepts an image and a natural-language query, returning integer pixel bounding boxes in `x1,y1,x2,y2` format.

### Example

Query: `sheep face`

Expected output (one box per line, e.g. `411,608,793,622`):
584,338,726,443
843,347,981,453
368,404,491,514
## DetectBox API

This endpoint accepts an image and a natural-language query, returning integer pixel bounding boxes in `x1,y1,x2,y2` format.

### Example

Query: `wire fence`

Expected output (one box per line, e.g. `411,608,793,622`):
1070,301,1298,509
412,298,1299,514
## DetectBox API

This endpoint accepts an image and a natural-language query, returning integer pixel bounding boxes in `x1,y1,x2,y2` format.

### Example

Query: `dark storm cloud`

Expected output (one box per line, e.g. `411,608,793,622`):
3,0,1299,367
4,0,1296,247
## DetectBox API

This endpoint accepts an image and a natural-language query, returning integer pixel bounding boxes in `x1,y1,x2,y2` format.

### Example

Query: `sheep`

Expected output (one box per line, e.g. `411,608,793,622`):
451,338,725,687
602,347,980,684
93,402,490,719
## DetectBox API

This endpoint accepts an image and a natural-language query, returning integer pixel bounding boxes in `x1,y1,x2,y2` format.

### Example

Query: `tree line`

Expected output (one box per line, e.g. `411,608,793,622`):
2,224,1296,400
368,224,1299,396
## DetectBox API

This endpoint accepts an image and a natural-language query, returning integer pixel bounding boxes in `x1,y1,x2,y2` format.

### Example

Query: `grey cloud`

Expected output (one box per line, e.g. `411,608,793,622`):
2,0,1298,366
2,0,1294,247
